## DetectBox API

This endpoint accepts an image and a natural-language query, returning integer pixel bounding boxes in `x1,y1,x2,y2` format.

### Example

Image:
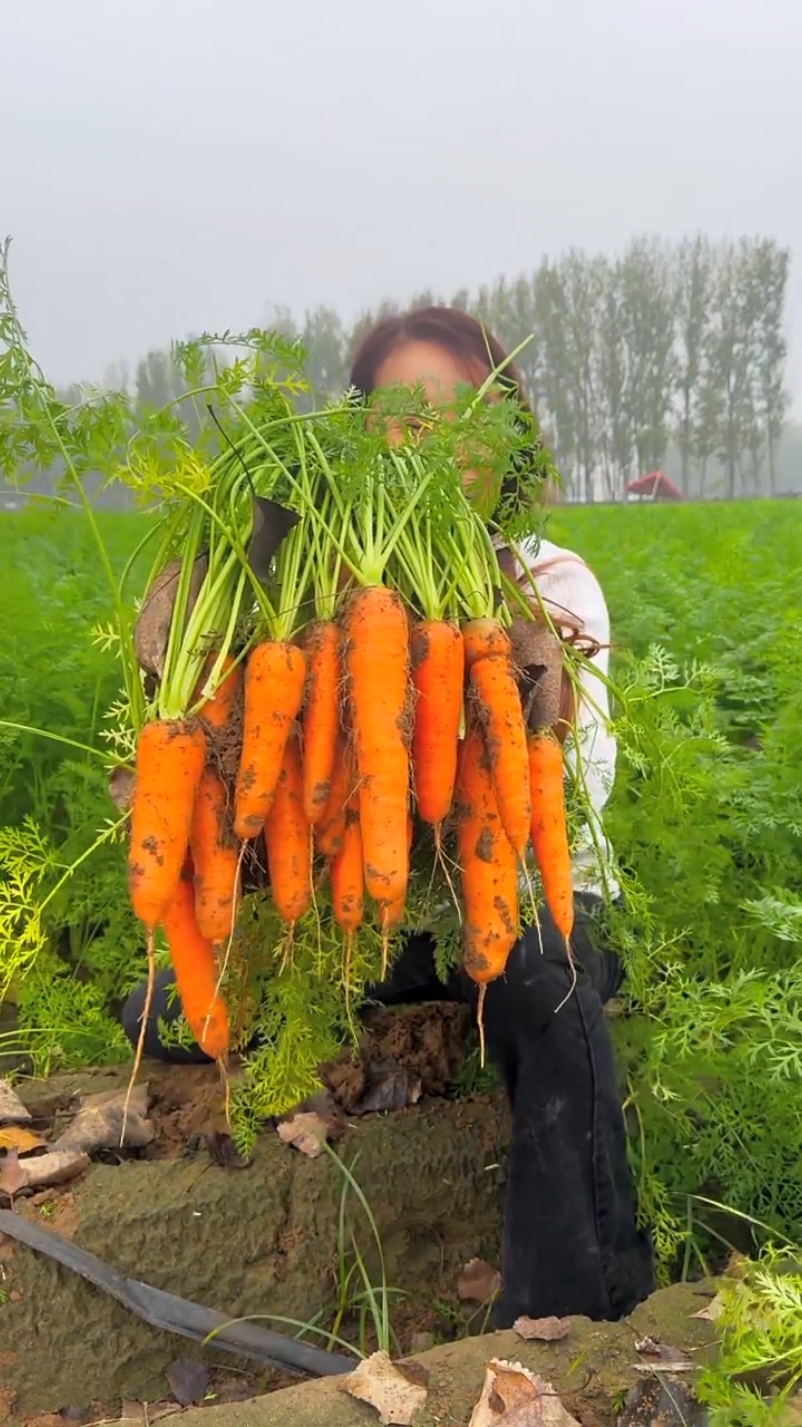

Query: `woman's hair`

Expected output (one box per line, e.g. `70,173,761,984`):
349,305,530,407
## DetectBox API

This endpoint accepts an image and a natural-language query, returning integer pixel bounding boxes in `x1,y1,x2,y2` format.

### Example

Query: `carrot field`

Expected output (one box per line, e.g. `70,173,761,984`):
2,497,802,1268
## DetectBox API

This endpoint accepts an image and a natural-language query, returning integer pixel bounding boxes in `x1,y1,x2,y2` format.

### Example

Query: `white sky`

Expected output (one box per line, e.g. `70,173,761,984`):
4,0,801,405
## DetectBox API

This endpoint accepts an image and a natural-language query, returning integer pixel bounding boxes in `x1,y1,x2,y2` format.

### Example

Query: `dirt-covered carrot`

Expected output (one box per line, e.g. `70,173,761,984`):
330,806,364,935
264,731,312,924
195,652,242,732
344,586,411,907
234,641,307,840
455,723,519,986
462,617,511,668
463,616,531,859
528,731,574,940
190,767,240,945
302,620,343,824
315,729,352,858
162,860,230,1060
128,720,206,930
410,619,464,833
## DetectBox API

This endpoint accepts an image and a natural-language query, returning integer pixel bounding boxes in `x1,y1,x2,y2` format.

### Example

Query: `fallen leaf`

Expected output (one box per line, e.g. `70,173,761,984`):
692,1291,724,1321
165,1359,209,1406
108,766,136,813
344,1351,428,1426
0,1148,89,1194
0,1149,26,1200
0,1126,45,1153
201,1131,252,1169
277,1110,331,1159
469,1360,581,1427
633,1338,694,1371
458,1257,501,1303
0,1081,31,1125
618,1375,707,1427
352,1060,422,1115
514,1315,571,1343
53,1086,153,1155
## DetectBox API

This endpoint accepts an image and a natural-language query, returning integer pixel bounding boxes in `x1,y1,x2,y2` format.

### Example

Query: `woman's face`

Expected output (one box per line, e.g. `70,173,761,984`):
371,339,496,506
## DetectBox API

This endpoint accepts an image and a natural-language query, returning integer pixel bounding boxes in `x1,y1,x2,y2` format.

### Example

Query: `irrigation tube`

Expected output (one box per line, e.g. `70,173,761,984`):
0,1209,354,1379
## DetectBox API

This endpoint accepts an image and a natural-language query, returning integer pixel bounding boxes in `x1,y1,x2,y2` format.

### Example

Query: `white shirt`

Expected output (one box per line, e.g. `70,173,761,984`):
515,535,620,902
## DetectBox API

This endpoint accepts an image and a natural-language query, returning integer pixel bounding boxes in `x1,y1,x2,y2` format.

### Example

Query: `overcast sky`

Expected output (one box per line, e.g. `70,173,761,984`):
4,0,801,402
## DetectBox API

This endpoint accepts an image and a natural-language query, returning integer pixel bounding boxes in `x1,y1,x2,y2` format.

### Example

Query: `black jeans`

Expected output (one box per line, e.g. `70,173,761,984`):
122,896,654,1326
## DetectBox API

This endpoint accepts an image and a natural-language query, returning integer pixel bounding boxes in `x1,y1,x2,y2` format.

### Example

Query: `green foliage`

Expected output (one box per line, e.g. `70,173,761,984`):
552,501,802,1268
698,1250,802,1425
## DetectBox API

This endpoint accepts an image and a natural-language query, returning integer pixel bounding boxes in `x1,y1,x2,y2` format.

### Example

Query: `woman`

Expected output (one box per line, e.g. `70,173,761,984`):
122,307,654,1328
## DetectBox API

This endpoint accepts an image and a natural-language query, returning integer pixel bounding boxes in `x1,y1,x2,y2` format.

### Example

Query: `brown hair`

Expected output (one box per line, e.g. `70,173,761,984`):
349,305,529,406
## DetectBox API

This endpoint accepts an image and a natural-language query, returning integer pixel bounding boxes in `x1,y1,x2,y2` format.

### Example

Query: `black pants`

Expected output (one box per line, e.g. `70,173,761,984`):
122,896,654,1326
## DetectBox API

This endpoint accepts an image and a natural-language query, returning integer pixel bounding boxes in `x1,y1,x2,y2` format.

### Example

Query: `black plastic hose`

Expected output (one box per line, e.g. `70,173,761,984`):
0,1208,354,1379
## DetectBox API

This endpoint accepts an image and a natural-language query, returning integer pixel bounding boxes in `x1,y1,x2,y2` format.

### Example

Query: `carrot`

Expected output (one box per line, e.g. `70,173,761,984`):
195,652,242,732
302,621,343,825
455,723,519,986
463,616,530,860
330,807,364,935
234,641,307,840
344,587,411,906
462,617,511,669
264,731,312,924
410,620,464,831
190,767,240,945
528,731,574,940
128,719,206,930
162,860,230,1060
315,729,352,858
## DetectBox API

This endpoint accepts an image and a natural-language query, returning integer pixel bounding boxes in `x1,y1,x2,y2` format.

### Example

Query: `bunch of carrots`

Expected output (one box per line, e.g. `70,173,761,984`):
123,403,576,1073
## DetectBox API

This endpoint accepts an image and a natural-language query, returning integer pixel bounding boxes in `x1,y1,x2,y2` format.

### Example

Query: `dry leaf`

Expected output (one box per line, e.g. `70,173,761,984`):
0,1126,45,1153
470,1360,581,1427
344,1351,428,1426
633,1338,694,1371
458,1257,501,1303
0,1148,26,1200
692,1292,724,1321
1,1147,89,1193
165,1359,209,1406
54,1086,153,1155
0,1080,31,1125
108,766,136,813
514,1315,571,1343
277,1110,331,1159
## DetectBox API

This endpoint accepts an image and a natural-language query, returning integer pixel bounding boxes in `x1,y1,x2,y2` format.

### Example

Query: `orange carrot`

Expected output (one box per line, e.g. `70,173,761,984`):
330,807,364,935
315,729,352,858
195,652,242,732
302,621,343,825
528,731,574,940
264,731,311,924
234,641,307,840
469,654,531,859
455,723,519,986
344,587,410,906
128,719,206,929
162,860,230,1060
410,620,464,830
462,617,511,669
190,767,240,945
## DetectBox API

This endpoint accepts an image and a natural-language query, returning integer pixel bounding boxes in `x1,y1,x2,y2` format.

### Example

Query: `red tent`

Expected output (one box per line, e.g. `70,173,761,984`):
625,470,683,501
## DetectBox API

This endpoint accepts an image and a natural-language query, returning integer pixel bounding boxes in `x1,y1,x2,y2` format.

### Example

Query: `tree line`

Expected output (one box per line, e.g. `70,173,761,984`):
53,233,794,503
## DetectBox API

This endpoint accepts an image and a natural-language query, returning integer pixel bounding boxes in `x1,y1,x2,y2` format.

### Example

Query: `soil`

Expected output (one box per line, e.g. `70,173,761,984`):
0,1003,719,1427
